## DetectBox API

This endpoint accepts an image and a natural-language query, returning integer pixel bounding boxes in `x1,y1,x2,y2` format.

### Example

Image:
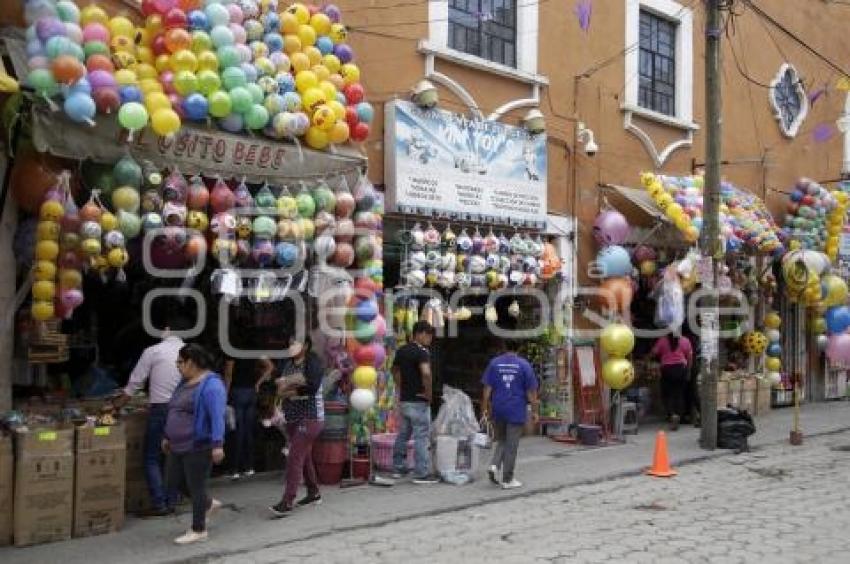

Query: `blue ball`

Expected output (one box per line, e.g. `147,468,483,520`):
826,306,850,335
275,242,298,267
282,91,302,111
355,299,378,322
766,343,782,358
264,32,284,53
316,36,334,55
277,74,296,94
183,93,209,121
596,245,631,278
63,92,95,124
356,102,374,124
118,85,142,104
64,77,91,98
263,12,280,33
219,113,244,133
188,10,209,31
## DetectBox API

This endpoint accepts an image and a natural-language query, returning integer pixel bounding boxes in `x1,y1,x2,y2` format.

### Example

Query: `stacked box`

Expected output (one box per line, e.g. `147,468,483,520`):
13,427,74,547
716,380,729,408
74,425,126,537
0,435,12,546
122,411,150,513
756,378,772,415
740,377,758,414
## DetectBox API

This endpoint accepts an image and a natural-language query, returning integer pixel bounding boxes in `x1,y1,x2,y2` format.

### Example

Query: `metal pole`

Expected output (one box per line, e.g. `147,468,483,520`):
699,0,723,450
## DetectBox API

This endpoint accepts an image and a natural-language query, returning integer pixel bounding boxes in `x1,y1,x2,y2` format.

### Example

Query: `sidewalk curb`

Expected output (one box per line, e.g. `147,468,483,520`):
174,425,850,563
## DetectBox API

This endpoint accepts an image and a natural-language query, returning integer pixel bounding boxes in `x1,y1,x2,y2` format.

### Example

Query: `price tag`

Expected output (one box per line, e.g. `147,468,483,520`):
38,431,57,441
94,427,111,437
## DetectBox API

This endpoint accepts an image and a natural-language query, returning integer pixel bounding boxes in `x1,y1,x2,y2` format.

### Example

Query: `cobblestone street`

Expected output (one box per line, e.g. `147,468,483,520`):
224,430,850,564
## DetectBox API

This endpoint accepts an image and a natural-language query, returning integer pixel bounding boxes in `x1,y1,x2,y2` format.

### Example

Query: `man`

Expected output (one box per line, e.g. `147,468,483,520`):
481,340,539,489
391,321,439,484
114,313,189,516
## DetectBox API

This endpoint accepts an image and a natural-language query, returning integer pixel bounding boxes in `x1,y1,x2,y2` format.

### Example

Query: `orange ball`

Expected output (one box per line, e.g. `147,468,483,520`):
165,28,192,54
51,55,85,85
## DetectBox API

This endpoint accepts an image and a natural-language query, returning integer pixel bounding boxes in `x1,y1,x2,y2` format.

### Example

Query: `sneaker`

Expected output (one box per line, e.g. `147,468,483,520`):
243,469,255,478
174,530,208,545
390,469,408,479
137,506,175,518
228,473,242,481
268,502,293,518
296,492,322,507
669,414,680,431
487,465,500,485
206,498,222,519
412,474,440,485
501,479,523,490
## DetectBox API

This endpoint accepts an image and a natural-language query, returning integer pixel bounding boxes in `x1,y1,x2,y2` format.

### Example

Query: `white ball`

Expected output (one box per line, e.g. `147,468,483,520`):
350,388,376,412
766,329,781,343
767,372,782,385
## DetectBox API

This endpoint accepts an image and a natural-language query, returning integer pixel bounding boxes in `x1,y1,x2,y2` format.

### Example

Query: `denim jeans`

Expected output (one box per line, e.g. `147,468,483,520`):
230,387,257,473
166,449,213,532
144,403,178,510
393,402,431,477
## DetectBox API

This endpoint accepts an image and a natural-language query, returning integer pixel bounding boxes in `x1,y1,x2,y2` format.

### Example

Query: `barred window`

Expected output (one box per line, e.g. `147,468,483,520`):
449,0,517,68
638,10,677,116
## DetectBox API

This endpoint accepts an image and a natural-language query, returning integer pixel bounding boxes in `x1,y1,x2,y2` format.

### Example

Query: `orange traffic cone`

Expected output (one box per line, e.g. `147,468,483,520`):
646,431,677,477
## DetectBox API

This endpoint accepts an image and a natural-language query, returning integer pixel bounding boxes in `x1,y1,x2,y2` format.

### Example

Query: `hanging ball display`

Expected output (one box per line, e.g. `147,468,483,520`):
764,311,781,330
821,274,849,308
350,387,376,412
596,245,632,278
601,358,635,391
600,323,635,357
825,306,850,335
741,331,768,355
352,365,377,389
592,210,631,247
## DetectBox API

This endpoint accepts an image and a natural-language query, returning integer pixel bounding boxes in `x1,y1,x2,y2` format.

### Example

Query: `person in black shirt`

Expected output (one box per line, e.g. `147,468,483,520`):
391,321,439,484
223,333,263,480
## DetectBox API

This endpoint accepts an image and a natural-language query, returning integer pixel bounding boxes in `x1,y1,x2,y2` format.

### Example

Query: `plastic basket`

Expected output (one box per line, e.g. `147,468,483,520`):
370,433,414,472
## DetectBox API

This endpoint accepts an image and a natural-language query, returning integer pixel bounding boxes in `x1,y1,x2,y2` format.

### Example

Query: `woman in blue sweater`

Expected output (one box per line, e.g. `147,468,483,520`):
162,344,227,545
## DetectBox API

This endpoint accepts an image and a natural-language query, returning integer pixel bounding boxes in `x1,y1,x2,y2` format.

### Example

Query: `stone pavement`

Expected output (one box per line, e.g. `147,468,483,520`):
3,401,850,563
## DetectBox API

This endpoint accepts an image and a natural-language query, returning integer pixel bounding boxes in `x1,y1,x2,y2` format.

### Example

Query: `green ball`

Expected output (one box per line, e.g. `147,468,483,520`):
245,83,264,104
191,31,212,53
83,41,109,59
208,91,232,118
113,155,142,189
197,70,221,96
221,66,246,90
173,71,198,96
229,86,252,114
217,46,240,69
27,69,57,96
244,104,269,130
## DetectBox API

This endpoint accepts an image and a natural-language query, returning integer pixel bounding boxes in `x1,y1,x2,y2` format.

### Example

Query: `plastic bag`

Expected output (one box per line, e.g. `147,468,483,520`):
433,385,480,438
717,407,756,452
654,266,685,329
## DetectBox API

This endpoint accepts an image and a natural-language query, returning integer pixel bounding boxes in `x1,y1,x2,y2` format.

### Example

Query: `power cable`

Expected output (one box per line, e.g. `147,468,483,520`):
348,0,554,30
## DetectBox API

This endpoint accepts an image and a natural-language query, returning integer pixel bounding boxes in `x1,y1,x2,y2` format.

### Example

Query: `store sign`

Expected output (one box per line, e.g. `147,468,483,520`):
153,130,290,173
384,100,547,227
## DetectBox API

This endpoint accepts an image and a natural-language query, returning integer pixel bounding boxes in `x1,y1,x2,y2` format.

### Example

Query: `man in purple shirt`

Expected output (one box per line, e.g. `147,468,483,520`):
481,340,539,490
114,313,190,516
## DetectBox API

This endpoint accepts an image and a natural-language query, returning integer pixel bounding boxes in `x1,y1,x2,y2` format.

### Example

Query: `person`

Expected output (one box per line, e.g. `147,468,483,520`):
268,337,325,517
650,331,693,431
163,343,227,545
481,340,539,490
113,313,188,517
223,332,263,480
391,321,439,484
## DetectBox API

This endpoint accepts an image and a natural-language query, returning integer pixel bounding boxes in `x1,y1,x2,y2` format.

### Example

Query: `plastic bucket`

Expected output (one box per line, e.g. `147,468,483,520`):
312,439,348,464
577,424,601,446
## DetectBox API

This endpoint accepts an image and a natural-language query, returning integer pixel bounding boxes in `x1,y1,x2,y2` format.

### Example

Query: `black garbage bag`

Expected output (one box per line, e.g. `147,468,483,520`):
717,407,756,451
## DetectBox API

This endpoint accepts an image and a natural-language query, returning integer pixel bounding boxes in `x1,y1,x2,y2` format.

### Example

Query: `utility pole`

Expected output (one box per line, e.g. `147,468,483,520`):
699,0,722,450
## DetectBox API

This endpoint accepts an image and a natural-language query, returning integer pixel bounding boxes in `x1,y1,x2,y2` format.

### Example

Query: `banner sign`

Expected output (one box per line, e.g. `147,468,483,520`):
384,101,547,227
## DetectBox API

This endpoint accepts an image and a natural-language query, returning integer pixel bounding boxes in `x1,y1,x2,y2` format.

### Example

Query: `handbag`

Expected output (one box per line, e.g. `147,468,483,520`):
474,415,494,449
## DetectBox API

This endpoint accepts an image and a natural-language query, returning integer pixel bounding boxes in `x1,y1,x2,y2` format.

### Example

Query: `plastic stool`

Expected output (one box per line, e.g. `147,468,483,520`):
621,401,639,434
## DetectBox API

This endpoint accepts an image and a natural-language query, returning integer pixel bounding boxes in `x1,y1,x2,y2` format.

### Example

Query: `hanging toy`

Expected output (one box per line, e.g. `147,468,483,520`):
442,224,456,247
423,222,440,248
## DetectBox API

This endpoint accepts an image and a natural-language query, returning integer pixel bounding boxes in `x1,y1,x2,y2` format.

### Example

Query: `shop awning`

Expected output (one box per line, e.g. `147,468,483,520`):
29,105,367,184
599,183,686,247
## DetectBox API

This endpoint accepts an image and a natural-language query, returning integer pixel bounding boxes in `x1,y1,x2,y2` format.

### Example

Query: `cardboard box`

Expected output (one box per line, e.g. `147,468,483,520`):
73,425,126,538
13,427,74,547
124,478,152,514
716,380,729,408
727,380,743,408
122,411,150,514
0,435,12,546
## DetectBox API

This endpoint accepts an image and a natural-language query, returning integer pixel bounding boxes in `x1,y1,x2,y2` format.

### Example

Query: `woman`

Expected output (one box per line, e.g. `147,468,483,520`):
224,333,263,480
163,344,227,544
650,332,693,431
267,336,325,517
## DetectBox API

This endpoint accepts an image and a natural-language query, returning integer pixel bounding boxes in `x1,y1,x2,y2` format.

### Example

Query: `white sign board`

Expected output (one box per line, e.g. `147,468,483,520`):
384,100,547,227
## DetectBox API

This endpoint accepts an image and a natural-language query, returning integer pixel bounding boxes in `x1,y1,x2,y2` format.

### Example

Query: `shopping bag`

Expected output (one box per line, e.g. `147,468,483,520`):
474,415,493,449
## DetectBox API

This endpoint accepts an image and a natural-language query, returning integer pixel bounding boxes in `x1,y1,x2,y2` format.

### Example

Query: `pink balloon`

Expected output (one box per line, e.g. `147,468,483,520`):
593,210,631,247
82,23,110,44
826,334,850,364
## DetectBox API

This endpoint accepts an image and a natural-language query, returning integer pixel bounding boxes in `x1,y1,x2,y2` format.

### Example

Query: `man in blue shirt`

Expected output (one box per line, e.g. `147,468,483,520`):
481,340,539,489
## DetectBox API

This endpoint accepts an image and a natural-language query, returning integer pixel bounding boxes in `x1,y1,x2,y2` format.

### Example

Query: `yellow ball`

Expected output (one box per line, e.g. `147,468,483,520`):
328,121,349,144
600,323,635,357
302,87,327,112
352,365,377,389
170,50,198,73
283,34,302,55
115,69,138,86
280,12,300,35
32,280,56,301
310,13,332,36
155,54,172,74
145,91,172,114
36,240,59,261
33,260,57,281
327,100,346,121
312,105,335,130
109,16,136,39
319,80,337,102
305,126,329,150
40,200,64,222
764,312,781,329
145,14,164,37
140,78,164,95
136,46,155,65
312,64,331,82
81,5,108,26
81,238,102,257
766,357,782,372
304,46,322,67
151,108,182,137
290,52,310,73
58,269,82,289
295,70,318,93
107,247,129,268
36,221,60,242
286,3,311,25
136,63,159,81
197,51,219,72
340,63,360,86
602,358,635,391
322,54,341,74
100,212,118,232
329,23,348,44
31,300,55,321
298,24,317,47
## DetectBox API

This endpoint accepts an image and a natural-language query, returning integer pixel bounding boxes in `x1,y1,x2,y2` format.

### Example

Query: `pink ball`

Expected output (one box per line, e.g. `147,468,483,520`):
82,23,110,44
593,210,631,247
229,23,247,45
169,94,185,117
28,56,49,70
826,333,850,364
633,244,657,263
160,70,176,94
64,23,83,45
227,5,244,24
87,69,116,89
60,288,84,310
372,315,387,339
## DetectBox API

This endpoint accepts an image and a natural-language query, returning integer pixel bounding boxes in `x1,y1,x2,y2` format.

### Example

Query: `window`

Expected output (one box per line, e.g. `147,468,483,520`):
448,0,517,68
638,11,677,116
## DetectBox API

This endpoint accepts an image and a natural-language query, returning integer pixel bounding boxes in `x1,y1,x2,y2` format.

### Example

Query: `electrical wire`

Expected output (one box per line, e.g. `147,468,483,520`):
347,0,554,30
